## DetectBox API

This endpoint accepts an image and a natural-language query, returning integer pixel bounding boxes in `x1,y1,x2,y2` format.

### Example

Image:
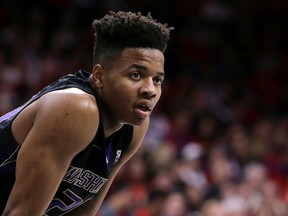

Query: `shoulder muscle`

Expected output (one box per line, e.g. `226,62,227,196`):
35,89,99,155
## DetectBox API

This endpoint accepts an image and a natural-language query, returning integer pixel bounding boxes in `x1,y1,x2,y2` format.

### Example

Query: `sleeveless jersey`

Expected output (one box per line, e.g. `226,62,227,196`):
0,70,133,215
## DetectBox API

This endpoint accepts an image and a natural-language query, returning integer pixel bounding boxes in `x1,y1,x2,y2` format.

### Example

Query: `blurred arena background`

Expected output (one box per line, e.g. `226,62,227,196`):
0,0,288,215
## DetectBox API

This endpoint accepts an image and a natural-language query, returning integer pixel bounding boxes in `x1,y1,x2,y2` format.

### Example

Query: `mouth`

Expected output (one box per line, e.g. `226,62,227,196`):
138,104,152,111
134,103,152,118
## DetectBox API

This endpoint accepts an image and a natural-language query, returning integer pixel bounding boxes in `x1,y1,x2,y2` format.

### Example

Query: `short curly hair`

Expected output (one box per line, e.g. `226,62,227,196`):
92,11,173,65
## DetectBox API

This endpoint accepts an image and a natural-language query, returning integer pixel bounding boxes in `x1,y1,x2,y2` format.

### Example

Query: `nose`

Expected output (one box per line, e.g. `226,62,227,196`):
140,79,157,99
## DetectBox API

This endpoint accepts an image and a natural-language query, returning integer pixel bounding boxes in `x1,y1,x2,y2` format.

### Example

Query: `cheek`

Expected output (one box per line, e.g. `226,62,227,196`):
106,83,136,105
155,88,162,102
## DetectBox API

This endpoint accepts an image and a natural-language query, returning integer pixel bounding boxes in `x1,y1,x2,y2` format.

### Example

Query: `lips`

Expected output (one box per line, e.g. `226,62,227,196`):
138,104,152,111
134,102,152,118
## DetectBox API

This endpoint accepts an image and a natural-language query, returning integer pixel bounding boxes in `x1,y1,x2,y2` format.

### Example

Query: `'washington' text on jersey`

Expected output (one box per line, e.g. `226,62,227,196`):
63,166,107,193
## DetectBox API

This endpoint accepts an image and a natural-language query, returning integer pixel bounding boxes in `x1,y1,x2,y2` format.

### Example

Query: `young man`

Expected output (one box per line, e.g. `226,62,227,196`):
0,11,173,215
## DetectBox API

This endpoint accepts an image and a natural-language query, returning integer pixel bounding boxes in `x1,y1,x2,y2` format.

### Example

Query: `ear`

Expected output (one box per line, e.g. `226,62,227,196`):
92,64,104,88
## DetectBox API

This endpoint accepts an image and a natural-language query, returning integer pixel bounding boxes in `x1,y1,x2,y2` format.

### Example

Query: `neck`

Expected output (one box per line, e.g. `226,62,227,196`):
102,113,124,138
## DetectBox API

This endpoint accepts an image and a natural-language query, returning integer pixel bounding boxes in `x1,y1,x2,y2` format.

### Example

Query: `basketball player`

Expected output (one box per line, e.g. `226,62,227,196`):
0,11,173,215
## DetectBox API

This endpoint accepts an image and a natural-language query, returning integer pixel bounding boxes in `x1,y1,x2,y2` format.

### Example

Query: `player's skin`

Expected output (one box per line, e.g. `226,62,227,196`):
3,47,165,216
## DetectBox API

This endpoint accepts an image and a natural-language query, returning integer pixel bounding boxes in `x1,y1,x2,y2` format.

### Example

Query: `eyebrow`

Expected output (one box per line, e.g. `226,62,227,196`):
129,64,165,77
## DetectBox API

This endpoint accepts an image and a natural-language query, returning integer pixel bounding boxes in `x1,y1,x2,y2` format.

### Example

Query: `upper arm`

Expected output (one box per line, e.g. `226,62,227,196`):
4,90,99,215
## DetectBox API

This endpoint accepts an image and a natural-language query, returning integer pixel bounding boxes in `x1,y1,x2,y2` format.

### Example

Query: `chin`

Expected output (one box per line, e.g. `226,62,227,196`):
126,117,147,126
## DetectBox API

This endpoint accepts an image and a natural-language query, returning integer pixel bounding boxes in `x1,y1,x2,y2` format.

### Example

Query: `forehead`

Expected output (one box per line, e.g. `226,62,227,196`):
118,48,165,69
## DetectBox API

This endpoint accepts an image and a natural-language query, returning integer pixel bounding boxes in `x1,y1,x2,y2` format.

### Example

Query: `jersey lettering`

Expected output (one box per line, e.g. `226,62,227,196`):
63,166,107,193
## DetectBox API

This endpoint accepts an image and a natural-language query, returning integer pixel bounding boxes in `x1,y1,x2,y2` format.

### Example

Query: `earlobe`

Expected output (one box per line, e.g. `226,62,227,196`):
92,64,103,88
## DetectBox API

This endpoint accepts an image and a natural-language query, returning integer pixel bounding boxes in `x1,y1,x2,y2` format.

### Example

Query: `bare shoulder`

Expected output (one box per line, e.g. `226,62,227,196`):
13,88,100,154
38,88,99,115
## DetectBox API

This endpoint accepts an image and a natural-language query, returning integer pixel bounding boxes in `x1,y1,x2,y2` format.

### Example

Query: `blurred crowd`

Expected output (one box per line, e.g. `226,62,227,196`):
1,0,288,215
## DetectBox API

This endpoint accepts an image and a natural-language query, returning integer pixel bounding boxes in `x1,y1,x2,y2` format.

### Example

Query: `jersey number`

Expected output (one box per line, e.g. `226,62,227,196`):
44,189,84,215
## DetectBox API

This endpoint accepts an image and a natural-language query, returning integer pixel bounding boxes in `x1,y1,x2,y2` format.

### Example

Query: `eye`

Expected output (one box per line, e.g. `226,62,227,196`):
153,76,164,85
130,72,141,80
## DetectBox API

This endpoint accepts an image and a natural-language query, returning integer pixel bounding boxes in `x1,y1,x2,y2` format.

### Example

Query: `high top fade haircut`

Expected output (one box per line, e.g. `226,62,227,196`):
92,11,173,66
